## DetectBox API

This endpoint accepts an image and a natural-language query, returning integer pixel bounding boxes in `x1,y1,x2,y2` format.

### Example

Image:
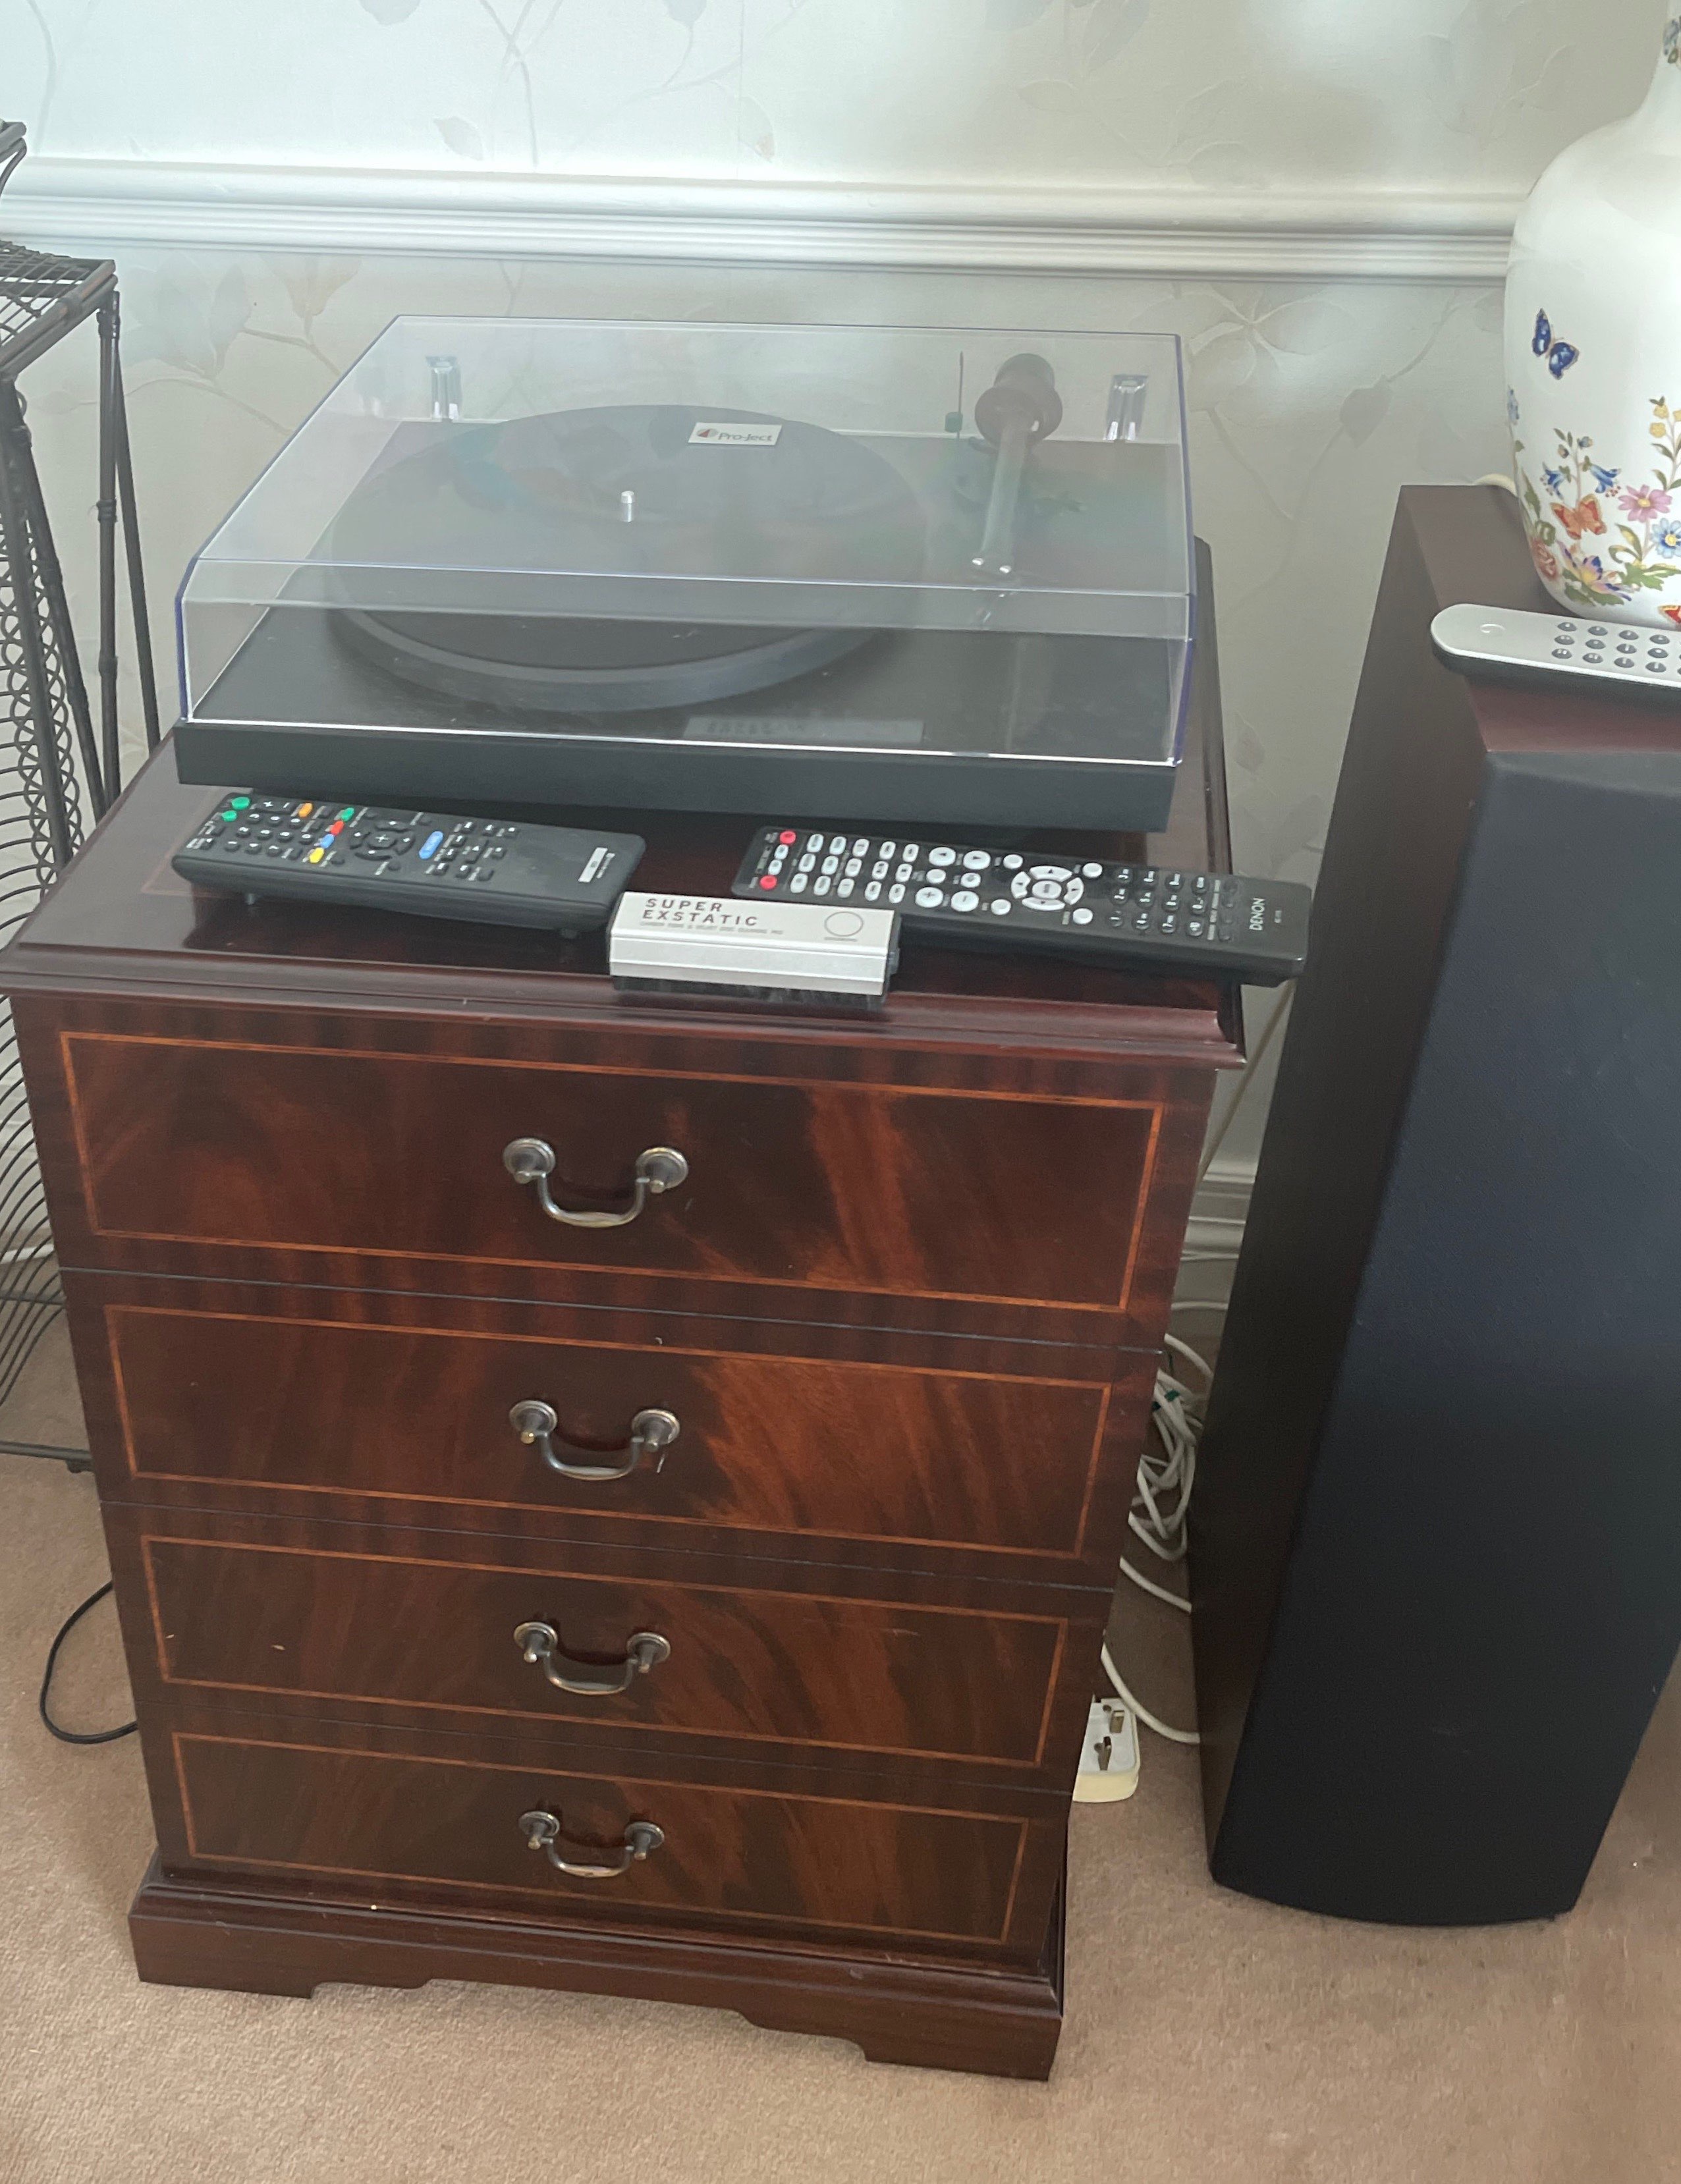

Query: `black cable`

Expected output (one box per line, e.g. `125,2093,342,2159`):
38,1579,136,1744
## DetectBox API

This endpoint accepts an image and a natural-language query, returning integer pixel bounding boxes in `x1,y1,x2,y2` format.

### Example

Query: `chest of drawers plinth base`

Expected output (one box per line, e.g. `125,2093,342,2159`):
130,1851,1066,2081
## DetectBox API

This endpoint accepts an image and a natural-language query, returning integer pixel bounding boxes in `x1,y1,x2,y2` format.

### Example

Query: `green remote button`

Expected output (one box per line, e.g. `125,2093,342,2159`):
229,796,250,809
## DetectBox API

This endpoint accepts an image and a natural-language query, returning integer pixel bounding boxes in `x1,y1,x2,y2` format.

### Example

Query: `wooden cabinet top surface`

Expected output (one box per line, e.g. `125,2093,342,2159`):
2,549,1242,1071
1399,483,1681,761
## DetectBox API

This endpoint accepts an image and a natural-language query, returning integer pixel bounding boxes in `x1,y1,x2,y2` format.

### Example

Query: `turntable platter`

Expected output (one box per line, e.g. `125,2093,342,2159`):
327,404,926,713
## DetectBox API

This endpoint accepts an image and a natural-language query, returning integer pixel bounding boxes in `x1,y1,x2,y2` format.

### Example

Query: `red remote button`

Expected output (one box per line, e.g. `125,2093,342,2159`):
759,875,777,890
778,830,797,844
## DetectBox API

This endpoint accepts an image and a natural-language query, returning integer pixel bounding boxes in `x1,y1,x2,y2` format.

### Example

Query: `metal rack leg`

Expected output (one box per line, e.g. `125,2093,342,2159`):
109,307,159,755
96,300,120,802
0,1439,92,1473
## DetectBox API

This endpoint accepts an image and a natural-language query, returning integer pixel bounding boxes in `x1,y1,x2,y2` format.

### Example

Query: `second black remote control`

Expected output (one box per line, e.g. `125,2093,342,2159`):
174,795,644,933
732,827,1311,985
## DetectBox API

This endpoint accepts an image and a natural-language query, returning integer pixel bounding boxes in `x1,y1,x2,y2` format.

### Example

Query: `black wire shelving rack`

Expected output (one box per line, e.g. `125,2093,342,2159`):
0,120,159,1466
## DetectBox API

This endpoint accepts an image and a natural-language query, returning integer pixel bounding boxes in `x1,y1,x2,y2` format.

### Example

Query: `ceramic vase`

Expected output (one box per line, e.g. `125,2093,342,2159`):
1506,16,1681,626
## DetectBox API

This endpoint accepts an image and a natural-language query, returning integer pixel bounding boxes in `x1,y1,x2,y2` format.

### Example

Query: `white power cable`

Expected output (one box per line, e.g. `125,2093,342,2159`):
1101,1643,1202,1747
1117,1332,1210,1615
1105,1328,1215,1745
1120,1556,1194,1612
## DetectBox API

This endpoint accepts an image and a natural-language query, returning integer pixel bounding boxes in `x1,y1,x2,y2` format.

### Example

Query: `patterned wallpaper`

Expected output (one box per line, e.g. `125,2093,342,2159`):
6,0,1659,194
3,1,1668,1158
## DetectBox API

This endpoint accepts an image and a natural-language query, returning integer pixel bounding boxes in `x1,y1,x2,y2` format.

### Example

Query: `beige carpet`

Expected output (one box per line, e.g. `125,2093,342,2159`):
2,1317,1678,2184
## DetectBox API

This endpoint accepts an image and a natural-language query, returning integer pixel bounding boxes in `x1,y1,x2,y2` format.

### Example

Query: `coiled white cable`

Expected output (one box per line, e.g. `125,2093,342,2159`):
1118,1332,1211,1615
1108,1330,1216,1743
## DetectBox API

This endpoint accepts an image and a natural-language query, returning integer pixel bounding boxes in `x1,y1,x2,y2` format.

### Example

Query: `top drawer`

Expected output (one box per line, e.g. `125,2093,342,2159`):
49,1028,1174,1327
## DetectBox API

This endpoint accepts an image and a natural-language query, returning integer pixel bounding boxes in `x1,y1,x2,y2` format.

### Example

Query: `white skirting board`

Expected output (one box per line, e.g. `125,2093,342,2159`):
1186,1158,1254,1263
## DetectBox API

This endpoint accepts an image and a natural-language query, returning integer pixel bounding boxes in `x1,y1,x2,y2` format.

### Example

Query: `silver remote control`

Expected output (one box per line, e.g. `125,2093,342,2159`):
1431,603,1681,692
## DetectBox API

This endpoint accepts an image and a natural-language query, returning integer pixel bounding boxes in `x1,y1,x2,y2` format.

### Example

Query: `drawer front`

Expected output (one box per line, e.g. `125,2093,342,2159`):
91,1294,1126,1571
128,1527,1097,1783
59,1030,1161,1314
159,1724,1059,1953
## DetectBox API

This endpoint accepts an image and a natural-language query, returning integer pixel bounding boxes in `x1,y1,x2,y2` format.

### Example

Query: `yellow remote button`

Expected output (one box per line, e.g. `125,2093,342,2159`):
307,846,326,864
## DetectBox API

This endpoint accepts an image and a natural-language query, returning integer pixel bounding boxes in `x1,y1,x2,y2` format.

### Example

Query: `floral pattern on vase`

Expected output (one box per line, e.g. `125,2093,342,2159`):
1514,396,1681,615
1507,18,1681,627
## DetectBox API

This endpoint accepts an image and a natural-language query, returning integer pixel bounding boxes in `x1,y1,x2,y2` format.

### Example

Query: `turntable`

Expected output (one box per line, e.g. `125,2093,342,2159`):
173,316,1196,830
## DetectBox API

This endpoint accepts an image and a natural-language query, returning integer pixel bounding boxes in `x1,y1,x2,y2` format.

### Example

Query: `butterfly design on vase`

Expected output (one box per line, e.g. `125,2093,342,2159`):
1533,311,1580,379
1551,496,1605,541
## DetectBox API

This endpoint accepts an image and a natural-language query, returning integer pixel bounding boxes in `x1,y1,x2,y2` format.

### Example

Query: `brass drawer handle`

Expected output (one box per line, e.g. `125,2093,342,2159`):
514,1619,671,1697
502,1137,688,1229
509,1399,680,1482
519,1809,664,1880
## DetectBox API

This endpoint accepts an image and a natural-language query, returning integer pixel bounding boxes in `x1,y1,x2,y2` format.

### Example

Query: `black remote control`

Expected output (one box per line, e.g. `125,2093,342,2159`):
732,827,1311,985
173,794,644,934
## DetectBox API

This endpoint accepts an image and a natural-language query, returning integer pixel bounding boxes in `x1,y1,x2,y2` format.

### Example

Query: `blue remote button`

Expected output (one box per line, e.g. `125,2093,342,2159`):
418,830,444,860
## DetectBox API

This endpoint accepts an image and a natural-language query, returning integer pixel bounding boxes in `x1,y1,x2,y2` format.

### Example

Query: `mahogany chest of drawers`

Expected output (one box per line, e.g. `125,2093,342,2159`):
7,638,1239,2077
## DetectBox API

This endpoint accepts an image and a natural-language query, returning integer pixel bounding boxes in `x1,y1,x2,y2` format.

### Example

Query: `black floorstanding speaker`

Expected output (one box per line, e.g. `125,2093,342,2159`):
1190,484,1681,1926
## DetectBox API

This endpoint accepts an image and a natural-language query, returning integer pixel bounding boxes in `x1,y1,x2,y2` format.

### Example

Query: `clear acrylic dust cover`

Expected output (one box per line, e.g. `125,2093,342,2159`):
178,315,1195,780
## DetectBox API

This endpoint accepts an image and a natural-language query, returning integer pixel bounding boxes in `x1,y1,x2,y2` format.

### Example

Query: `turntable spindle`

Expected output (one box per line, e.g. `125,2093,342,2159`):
970,352,1063,578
